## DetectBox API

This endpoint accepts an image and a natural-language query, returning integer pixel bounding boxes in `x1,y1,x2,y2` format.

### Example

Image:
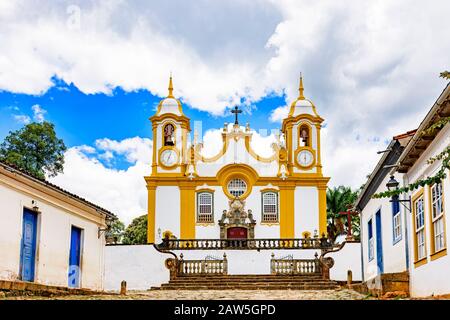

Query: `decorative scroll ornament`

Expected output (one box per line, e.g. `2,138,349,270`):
218,198,256,239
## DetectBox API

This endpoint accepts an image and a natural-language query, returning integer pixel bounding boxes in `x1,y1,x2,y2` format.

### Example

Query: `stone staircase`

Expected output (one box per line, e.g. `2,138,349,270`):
151,274,340,290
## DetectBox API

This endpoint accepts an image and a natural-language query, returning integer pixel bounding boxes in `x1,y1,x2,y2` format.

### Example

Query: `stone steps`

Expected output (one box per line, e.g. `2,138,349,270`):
151,274,340,291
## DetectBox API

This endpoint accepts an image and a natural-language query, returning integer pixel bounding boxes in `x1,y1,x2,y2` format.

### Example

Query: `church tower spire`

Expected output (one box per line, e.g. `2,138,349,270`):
298,73,305,100
168,73,174,98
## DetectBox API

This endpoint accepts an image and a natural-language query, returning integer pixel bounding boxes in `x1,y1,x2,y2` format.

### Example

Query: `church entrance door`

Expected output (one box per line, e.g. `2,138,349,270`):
227,227,247,239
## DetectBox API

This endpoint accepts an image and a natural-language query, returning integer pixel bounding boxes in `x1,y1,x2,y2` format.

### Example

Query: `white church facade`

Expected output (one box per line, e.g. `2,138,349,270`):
146,76,329,243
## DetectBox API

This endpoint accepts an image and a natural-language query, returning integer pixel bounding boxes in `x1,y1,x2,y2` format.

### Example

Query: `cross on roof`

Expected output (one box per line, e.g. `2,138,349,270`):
231,106,242,125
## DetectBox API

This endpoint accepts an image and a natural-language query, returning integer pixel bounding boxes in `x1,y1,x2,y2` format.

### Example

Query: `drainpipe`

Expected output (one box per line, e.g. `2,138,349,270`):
360,212,365,282
402,173,410,272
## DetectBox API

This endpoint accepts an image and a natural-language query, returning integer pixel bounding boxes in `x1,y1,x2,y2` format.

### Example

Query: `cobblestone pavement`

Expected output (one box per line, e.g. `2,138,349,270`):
3,289,369,300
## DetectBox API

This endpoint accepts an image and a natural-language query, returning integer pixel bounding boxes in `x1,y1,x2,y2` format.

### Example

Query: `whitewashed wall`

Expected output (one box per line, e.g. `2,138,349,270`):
295,187,319,238
328,242,362,281
155,186,180,241
360,172,408,281
405,124,450,297
104,245,169,291
104,244,360,291
0,180,106,290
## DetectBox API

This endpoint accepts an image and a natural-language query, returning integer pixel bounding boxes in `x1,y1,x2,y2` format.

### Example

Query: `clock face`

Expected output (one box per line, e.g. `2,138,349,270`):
297,150,314,167
160,149,178,167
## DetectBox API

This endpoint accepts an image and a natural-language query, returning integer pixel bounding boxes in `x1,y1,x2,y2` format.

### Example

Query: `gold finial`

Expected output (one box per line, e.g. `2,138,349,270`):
298,72,305,99
168,73,174,98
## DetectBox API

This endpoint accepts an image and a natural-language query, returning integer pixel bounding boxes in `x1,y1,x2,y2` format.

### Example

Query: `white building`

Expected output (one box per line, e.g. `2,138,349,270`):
0,161,116,291
147,75,330,244
395,83,450,297
356,83,450,297
355,132,414,290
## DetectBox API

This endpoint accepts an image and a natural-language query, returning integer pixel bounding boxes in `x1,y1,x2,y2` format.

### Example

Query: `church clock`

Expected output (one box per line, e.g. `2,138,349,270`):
160,148,179,168
296,149,315,168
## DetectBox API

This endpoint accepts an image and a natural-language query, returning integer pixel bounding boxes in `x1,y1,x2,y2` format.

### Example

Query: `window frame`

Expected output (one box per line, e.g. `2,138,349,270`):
412,190,427,267
261,191,279,223
196,191,214,224
429,182,446,257
368,218,374,262
392,195,402,244
227,178,247,198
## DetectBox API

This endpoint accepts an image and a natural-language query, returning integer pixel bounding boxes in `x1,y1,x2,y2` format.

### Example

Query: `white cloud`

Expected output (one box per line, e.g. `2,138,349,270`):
2,0,450,189
31,104,46,122
269,105,289,123
13,114,31,124
50,137,152,225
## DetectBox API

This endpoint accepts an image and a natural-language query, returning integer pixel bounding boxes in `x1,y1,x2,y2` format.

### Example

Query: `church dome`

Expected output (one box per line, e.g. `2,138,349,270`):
288,76,319,117
156,76,183,116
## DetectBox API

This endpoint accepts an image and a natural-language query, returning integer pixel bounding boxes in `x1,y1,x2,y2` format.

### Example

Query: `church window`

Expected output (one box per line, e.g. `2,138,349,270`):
197,192,213,223
368,219,374,261
413,194,426,261
262,192,278,223
163,123,175,146
227,179,247,198
392,195,402,244
431,182,446,253
299,124,311,147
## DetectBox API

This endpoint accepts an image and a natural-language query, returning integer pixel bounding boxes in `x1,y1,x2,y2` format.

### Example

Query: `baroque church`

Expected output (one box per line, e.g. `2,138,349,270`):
146,76,329,243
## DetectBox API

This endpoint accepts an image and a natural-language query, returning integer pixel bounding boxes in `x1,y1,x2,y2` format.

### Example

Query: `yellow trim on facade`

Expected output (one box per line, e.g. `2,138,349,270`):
216,164,259,200
195,188,215,193
147,184,156,243
279,184,295,238
430,248,447,261
428,183,447,258
244,136,278,163
179,185,196,239
414,257,428,268
260,187,279,193
315,124,323,174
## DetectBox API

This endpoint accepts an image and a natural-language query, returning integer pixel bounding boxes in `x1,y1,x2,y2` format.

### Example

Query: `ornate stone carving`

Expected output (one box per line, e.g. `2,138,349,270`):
218,198,256,239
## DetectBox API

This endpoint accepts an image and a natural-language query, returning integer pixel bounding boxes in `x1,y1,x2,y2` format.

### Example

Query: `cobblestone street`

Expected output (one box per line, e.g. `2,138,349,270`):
3,289,369,300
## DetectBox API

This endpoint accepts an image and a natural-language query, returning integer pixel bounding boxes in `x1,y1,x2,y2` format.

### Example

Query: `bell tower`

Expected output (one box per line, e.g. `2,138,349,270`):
281,75,324,176
150,75,191,176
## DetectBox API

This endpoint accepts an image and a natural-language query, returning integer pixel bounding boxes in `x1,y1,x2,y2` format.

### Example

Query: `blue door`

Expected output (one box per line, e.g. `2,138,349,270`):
20,209,38,282
68,226,82,288
375,210,384,273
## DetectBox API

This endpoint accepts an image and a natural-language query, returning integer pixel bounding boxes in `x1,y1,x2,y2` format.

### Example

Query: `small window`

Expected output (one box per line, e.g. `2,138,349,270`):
163,123,175,146
431,182,446,252
197,192,213,223
414,196,426,260
262,192,278,223
227,179,247,198
299,125,310,147
368,219,374,261
392,196,402,243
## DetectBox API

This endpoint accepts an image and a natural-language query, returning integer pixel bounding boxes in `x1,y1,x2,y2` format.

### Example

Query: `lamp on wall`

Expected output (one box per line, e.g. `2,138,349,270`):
386,175,411,212
31,200,39,212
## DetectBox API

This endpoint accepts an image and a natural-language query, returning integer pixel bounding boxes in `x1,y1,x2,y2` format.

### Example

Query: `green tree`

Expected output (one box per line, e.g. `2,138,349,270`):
326,186,359,242
122,214,148,245
440,71,450,80
0,121,67,179
105,219,125,244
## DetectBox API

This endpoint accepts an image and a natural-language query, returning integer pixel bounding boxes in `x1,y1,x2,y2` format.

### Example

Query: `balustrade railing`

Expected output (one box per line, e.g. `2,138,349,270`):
271,258,320,275
178,253,227,275
157,237,334,251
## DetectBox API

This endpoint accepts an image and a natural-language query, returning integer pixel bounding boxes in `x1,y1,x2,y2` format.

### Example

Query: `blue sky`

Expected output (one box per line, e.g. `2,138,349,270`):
0,1,449,223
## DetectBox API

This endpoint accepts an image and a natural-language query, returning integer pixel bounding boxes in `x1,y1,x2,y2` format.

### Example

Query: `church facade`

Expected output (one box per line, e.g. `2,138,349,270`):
145,76,329,243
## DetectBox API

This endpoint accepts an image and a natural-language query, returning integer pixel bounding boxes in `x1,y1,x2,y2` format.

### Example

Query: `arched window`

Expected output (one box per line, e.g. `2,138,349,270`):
262,192,278,222
227,179,247,198
197,192,213,223
163,123,175,146
299,124,310,147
